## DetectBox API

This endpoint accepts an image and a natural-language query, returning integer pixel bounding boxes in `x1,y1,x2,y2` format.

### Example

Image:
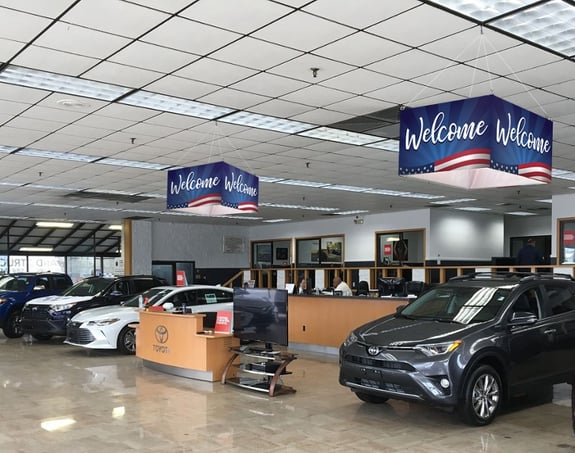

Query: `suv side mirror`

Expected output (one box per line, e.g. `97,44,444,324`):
33,285,46,291
109,290,123,297
509,311,538,326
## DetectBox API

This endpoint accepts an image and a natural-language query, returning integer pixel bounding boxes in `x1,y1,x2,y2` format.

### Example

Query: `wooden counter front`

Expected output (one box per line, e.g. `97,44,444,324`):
288,295,408,350
136,311,239,381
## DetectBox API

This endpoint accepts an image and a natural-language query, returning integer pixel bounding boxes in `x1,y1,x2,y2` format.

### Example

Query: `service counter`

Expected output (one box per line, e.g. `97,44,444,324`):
136,311,239,382
288,295,408,354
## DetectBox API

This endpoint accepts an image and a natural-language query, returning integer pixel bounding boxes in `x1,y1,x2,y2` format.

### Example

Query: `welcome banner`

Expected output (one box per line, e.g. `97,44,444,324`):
167,161,258,216
399,95,553,189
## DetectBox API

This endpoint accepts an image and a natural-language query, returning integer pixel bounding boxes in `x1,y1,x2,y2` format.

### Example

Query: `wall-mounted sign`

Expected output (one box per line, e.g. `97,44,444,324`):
399,95,553,189
167,161,258,216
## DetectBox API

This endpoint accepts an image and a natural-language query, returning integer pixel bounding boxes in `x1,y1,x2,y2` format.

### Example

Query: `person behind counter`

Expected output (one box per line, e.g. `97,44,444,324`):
295,278,310,295
333,275,352,297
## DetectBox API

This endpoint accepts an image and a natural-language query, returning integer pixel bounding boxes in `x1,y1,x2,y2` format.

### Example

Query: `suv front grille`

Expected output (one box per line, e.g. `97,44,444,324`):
23,305,51,319
344,354,416,371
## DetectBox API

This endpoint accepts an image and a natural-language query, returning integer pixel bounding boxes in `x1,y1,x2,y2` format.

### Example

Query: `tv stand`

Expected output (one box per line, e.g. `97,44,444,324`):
221,346,297,396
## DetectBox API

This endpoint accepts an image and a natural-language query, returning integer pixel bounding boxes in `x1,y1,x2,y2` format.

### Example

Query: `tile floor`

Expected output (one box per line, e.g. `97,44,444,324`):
0,333,574,453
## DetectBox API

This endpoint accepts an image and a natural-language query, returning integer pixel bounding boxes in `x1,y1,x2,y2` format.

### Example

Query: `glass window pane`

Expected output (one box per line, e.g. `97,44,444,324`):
28,256,65,273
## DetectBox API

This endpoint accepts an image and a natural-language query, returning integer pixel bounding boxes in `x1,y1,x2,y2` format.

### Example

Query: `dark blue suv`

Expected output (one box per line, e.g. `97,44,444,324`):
0,273,73,338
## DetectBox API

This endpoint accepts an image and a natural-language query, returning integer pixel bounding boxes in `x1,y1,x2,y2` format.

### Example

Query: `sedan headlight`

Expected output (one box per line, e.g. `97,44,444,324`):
50,302,77,312
415,340,462,357
343,331,358,348
87,318,120,326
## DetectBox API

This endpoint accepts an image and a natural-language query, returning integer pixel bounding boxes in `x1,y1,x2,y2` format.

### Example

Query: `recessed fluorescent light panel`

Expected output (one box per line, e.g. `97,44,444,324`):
262,218,291,223
365,139,400,152
334,210,369,215
403,193,444,199
96,158,171,170
108,225,122,230
455,207,491,212
506,211,537,216
36,221,74,228
364,188,411,196
552,170,575,181
219,112,315,134
0,65,131,101
431,198,477,205
259,202,338,211
427,0,540,21
298,127,381,145
119,91,234,119
276,179,330,188
0,145,17,153
17,148,99,162
324,185,369,192
258,176,285,183
536,198,552,203
20,247,53,252
490,0,575,57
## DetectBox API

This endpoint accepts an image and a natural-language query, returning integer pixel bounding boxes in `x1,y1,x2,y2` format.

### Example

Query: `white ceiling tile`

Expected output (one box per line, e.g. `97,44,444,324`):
322,69,401,95
57,124,115,140
31,134,96,150
22,105,88,123
141,16,240,54
412,65,493,92
467,44,562,76
122,123,179,139
62,0,169,37
0,8,52,42
174,58,257,87
83,62,162,88
421,27,518,62
5,116,66,133
35,93,109,113
367,4,473,47
76,140,136,155
0,126,48,146
249,99,315,117
272,0,309,7
210,37,302,71
0,37,25,62
198,87,269,110
145,112,207,129
280,85,353,107
515,61,575,89
230,73,309,98
312,32,410,67
367,80,443,105
289,108,352,125
268,54,354,82
507,89,567,111
0,83,48,103
109,41,200,73
451,76,525,100
74,114,137,131
253,11,354,52
0,99,31,115
95,103,161,122
304,0,421,29
12,46,99,76
33,22,131,59
180,0,292,34
367,49,456,80
0,0,76,18
121,0,195,14
144,75,220,99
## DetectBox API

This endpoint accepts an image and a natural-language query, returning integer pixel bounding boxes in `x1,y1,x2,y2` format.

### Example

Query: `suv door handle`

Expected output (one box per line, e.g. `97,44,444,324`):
544,329,557,335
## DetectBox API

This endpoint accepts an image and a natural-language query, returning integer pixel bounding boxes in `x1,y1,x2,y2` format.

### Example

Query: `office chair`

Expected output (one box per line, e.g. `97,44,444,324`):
356,280,369,296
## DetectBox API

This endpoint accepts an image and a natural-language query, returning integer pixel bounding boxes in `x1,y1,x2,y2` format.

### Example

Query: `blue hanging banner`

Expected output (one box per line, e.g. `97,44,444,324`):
399,95,553,189
167,161,258,216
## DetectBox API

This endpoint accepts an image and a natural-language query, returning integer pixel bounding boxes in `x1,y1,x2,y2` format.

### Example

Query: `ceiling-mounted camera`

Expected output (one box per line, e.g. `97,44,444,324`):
353,215,364,225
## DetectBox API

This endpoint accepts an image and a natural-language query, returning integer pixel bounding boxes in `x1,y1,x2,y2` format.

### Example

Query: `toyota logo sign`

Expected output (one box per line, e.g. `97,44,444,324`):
154,325,169,344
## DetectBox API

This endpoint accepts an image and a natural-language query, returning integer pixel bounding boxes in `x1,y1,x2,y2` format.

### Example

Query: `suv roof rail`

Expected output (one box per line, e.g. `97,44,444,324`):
449,271,575,282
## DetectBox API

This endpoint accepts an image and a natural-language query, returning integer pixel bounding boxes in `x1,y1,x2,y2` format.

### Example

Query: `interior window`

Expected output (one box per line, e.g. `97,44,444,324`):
511,289,540,319
543,285,575,316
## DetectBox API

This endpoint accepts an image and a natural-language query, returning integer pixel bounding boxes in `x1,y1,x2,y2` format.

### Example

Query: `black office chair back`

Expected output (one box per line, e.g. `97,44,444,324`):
357,280,369,296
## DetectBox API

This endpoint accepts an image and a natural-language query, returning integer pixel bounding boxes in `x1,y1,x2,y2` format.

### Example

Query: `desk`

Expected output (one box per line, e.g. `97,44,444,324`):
288,295,408,353
136,311,239,382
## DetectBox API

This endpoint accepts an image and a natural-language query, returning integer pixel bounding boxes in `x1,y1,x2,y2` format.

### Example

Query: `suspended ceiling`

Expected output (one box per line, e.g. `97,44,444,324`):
0,0,573,231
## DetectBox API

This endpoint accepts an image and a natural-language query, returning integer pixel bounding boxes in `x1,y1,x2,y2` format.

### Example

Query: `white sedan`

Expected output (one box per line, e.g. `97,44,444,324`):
64,285,233,354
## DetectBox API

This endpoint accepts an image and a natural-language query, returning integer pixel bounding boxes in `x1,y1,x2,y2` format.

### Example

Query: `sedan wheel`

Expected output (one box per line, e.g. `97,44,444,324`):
117,325,136,355
458,365,502,426
3,311,24,338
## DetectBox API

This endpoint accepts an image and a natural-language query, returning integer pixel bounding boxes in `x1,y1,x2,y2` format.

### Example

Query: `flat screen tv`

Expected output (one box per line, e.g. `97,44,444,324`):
378,277,407,297
233,287,288,349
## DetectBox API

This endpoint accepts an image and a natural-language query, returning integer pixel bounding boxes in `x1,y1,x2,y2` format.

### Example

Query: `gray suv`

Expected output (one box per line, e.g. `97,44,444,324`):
339,272,575,425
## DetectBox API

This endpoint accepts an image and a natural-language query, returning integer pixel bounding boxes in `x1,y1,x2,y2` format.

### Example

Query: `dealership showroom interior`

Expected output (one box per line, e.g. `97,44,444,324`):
1,0,575,451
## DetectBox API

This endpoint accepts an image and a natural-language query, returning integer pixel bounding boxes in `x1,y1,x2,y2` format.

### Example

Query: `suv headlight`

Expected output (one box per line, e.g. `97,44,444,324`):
50,302,77,312
415,340,462,357
343,331,358,348
87,318,120,326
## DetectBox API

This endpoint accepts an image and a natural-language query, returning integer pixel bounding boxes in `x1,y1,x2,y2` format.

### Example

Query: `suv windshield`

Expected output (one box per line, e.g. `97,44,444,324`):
0,275,31,291
61,278,113,297
123,287,172,307
400,285,511,324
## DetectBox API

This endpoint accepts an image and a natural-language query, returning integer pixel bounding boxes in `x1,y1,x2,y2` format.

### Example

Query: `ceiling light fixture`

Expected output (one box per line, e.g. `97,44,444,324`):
36,222,74,228
19,246,54,252
220,111,315,134
17,148,100,162
298,127,382,145
96,158,171,170
108,225,122,230
119,91,234,119
0,65,131,101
